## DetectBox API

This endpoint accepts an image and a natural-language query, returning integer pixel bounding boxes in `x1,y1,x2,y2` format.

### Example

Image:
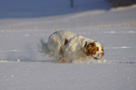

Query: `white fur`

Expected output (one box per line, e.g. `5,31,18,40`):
40,30,76,61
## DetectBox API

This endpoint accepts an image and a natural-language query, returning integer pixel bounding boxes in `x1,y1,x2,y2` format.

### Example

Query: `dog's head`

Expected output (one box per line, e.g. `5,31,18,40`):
84,41,104,60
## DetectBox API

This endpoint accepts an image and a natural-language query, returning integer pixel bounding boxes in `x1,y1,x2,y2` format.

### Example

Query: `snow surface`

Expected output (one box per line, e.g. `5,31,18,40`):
0,63,136,90
0,0,136,90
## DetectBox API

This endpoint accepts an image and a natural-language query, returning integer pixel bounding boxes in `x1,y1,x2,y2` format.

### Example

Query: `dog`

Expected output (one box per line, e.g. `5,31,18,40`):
40,30,104,63
62,35,104,63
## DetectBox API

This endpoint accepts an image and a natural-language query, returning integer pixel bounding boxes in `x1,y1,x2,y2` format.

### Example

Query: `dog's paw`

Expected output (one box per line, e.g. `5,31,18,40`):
59,58,67,63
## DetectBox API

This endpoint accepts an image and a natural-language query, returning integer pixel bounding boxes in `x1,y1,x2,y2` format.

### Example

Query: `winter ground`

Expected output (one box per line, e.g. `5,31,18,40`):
0,0,136,90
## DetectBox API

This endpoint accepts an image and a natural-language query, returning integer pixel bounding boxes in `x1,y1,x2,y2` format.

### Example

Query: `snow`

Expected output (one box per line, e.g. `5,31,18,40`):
0,0,136,90
0,63,136,90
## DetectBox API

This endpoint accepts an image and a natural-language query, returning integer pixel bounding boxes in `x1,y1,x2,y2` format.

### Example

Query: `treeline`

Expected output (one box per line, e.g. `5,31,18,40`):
107,0,136,7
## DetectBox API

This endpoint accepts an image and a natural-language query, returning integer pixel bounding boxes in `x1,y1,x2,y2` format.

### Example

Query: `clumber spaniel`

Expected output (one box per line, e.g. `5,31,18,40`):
40,30,104,63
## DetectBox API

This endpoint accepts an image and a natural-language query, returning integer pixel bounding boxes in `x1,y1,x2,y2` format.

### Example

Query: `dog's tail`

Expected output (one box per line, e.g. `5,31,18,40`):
39,39,49,54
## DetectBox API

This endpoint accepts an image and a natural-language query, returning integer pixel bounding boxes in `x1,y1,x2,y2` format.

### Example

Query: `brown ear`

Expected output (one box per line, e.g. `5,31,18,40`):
86,41,97,56
64,38,68,45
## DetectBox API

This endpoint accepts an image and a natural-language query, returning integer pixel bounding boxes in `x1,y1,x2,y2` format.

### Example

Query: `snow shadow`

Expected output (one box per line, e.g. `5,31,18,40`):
0,0,110,18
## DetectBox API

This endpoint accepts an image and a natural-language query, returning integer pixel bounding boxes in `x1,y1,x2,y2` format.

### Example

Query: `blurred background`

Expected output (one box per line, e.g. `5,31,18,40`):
0,0,109,18
0,0,136,18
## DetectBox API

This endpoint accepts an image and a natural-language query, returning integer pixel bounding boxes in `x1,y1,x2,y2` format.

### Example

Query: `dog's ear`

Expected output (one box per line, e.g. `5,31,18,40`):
88,42,97,55
85,41,97,56
64,38,68,45
84,41,98,56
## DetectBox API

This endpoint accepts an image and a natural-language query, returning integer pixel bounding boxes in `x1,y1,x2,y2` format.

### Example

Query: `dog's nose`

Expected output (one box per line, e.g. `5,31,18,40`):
102,52,104,56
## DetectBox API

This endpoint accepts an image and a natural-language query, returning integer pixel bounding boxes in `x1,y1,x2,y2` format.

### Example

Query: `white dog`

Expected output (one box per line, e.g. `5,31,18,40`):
40,30,104,63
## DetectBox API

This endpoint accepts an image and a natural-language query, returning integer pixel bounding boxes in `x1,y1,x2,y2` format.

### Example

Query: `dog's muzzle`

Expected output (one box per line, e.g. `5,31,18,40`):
93,52,104,60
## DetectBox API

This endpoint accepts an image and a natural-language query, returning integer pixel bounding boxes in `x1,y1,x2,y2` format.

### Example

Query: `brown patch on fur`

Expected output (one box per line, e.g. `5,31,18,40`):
64,38,68,45
96,47,99,51
84,42,98,56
